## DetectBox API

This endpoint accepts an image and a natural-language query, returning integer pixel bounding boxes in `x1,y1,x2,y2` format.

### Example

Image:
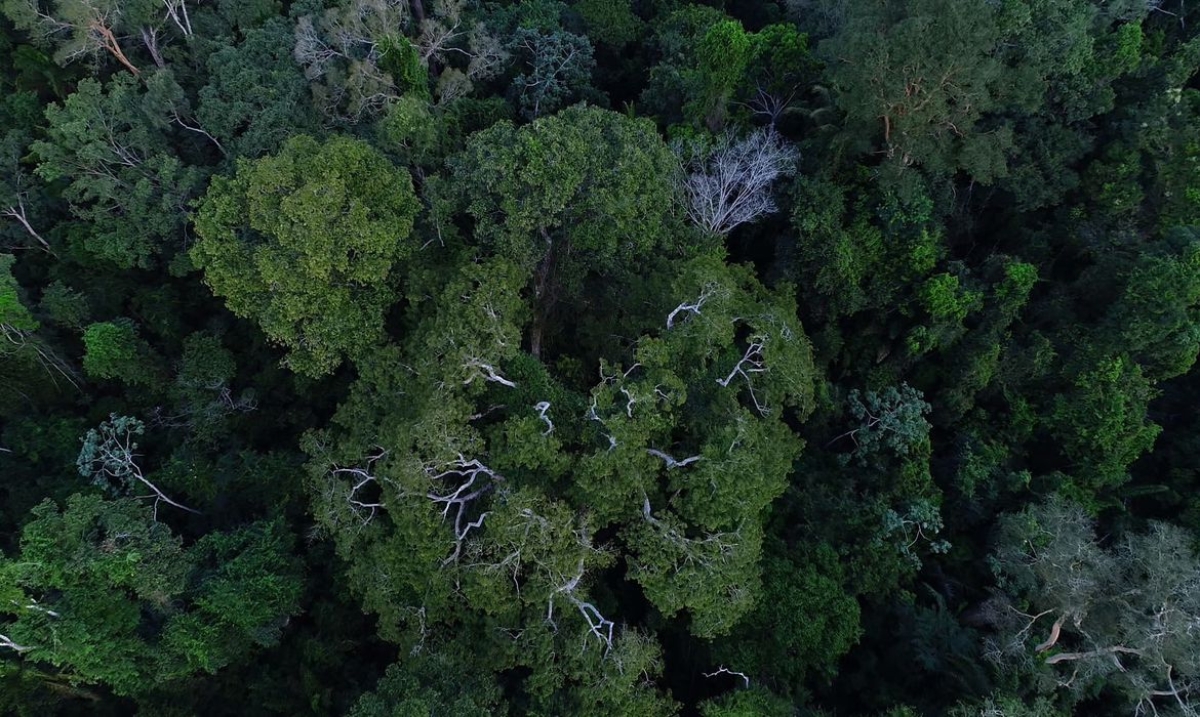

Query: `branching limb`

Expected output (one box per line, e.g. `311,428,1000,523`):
716,338,770,415
1044,646,1146,665
704,666,751,688
534,401,554,435
163,0,193,36
0,633,32,653
646,449,702,469
1,197,53,253
78,416,199,520
172,111,227,156
678,128,799,236
13,598,60,619
463,359,516,388
666,283,718,330
328,447,390,526
141,26,165,68
548,557,615,653
425,455,503,564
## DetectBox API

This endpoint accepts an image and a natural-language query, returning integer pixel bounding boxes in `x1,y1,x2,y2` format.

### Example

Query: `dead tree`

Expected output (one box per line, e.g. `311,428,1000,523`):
678,128,799,237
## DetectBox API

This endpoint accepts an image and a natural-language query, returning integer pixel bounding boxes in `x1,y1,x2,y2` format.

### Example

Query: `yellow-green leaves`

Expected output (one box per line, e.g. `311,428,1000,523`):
192,135,419,376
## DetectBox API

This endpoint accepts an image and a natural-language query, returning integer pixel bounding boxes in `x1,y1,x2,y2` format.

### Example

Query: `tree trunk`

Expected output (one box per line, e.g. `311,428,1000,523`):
92,21,140,76
529,230,557,360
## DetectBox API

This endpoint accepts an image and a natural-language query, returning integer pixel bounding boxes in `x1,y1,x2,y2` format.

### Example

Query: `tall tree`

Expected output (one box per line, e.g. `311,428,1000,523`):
192,134,420,376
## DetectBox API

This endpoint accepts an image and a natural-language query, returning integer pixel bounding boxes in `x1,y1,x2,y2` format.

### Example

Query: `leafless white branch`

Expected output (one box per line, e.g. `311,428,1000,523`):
678,128,799,236
666,283,718,330
534,401,554,435
162,0,192,36
646,449,703,470
0,633,32,653
716,337,770,416
704,666,751,688
548,557,614,653
463,359,516,388
328,447,390,526
425,455,503,564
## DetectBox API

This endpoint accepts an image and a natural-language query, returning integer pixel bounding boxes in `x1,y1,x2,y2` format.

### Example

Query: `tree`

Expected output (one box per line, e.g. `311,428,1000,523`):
712,543,862,693
348,645,507,716
986,497,1200,715
0,123,52,254
832,383,932,465
640,10,815,131
820,0,1013,182
32,72,206,269
677,127,799,237
439,105,690,357
0,494,302,696
301,249,816,708
292,0,508,120
191,134,419,376
1,0,153,75
0,254,77,408
509,27,594,119
198,18,321,159
76,414,198,519
81,320,162,387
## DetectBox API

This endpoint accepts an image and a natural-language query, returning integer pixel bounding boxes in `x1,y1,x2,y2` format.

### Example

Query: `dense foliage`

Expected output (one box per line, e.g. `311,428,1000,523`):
2,1,1200,715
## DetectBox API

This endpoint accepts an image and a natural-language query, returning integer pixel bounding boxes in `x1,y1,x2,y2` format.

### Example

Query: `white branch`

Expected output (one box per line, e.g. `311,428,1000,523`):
678,128,799,236
666,284,717,330
0,633,32,653
549,557,614,653
163,0,192,36
704,666,751,688
330,450,389,526
463,359,516,388
1,198,53,253
172,111,226,156
646,449,702,469
534,401,554,435
13,598,59,619
426,455,502,564
716,338,770,415
82,420,199,520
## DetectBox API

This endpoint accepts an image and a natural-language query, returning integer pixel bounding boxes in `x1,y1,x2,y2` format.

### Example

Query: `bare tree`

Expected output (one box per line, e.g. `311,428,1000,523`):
677,128,799,237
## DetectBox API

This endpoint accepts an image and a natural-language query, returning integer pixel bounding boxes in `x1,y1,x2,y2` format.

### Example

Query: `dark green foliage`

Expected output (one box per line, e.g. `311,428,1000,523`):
0,494,302,696
3,1,1200,714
